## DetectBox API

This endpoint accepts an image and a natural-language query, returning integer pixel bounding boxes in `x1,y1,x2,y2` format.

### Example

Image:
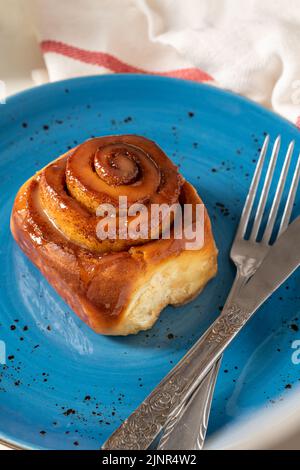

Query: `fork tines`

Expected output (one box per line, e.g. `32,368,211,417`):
237,135,300,244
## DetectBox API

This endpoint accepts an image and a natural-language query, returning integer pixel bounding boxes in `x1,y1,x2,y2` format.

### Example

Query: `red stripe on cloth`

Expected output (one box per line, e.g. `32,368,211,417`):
41,40,213,82
296,116,300,129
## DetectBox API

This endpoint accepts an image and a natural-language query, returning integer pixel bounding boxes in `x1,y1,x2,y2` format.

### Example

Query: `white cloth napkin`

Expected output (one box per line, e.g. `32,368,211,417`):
31,0,300,124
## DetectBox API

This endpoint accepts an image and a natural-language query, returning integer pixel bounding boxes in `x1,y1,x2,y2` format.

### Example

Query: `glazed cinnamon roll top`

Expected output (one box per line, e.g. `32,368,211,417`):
24,135,185,253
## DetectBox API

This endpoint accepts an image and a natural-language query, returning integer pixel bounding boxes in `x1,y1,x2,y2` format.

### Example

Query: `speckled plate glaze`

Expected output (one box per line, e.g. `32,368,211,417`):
1,75,300,450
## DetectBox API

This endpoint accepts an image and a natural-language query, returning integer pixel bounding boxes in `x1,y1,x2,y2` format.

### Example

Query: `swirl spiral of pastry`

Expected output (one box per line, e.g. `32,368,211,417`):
11,134,218,335
32,135,183,252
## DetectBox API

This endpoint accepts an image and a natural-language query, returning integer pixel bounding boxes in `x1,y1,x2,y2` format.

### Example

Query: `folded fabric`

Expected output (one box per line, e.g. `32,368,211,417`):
31,0,300,124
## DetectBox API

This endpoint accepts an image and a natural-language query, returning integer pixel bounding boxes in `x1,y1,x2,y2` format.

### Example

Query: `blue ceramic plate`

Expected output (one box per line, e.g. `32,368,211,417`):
0,75,300,450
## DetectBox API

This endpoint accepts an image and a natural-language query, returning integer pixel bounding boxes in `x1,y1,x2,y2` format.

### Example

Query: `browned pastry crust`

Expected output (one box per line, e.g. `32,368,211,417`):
11,135,218,335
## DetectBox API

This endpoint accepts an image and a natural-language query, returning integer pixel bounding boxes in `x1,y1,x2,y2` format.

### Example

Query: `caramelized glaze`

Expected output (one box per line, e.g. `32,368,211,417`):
11,135,215,334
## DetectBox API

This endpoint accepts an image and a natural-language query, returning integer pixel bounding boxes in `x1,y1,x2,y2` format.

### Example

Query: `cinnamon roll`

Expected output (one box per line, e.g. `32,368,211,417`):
11,135,217,335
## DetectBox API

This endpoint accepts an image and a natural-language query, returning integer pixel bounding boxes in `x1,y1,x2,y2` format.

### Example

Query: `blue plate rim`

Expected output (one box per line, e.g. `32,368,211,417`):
1,73,299,450
6,73,299,134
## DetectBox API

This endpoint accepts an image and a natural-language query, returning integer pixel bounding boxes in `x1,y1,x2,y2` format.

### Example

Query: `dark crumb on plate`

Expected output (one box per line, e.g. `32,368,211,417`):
22,122,28,128
167,333,174,340
188,111,194,118
43,125,49,131
124,116,132,123
84,395,91,401
285,384,292,389
290,324,299,332
63,408,76,416
40,430,46,435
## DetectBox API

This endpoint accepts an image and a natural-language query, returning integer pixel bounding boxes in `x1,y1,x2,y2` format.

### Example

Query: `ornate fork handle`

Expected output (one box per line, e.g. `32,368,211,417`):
102,216,300,450
158,272,250,450
102,303,250,450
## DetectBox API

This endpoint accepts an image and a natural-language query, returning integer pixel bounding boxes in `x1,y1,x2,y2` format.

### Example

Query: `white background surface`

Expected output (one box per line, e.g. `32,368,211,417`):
1,0,300,451
0,0,45,97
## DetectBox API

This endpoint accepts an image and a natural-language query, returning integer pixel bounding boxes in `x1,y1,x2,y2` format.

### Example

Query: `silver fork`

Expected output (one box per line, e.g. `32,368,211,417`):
158,134,300,450
102,134,300,450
